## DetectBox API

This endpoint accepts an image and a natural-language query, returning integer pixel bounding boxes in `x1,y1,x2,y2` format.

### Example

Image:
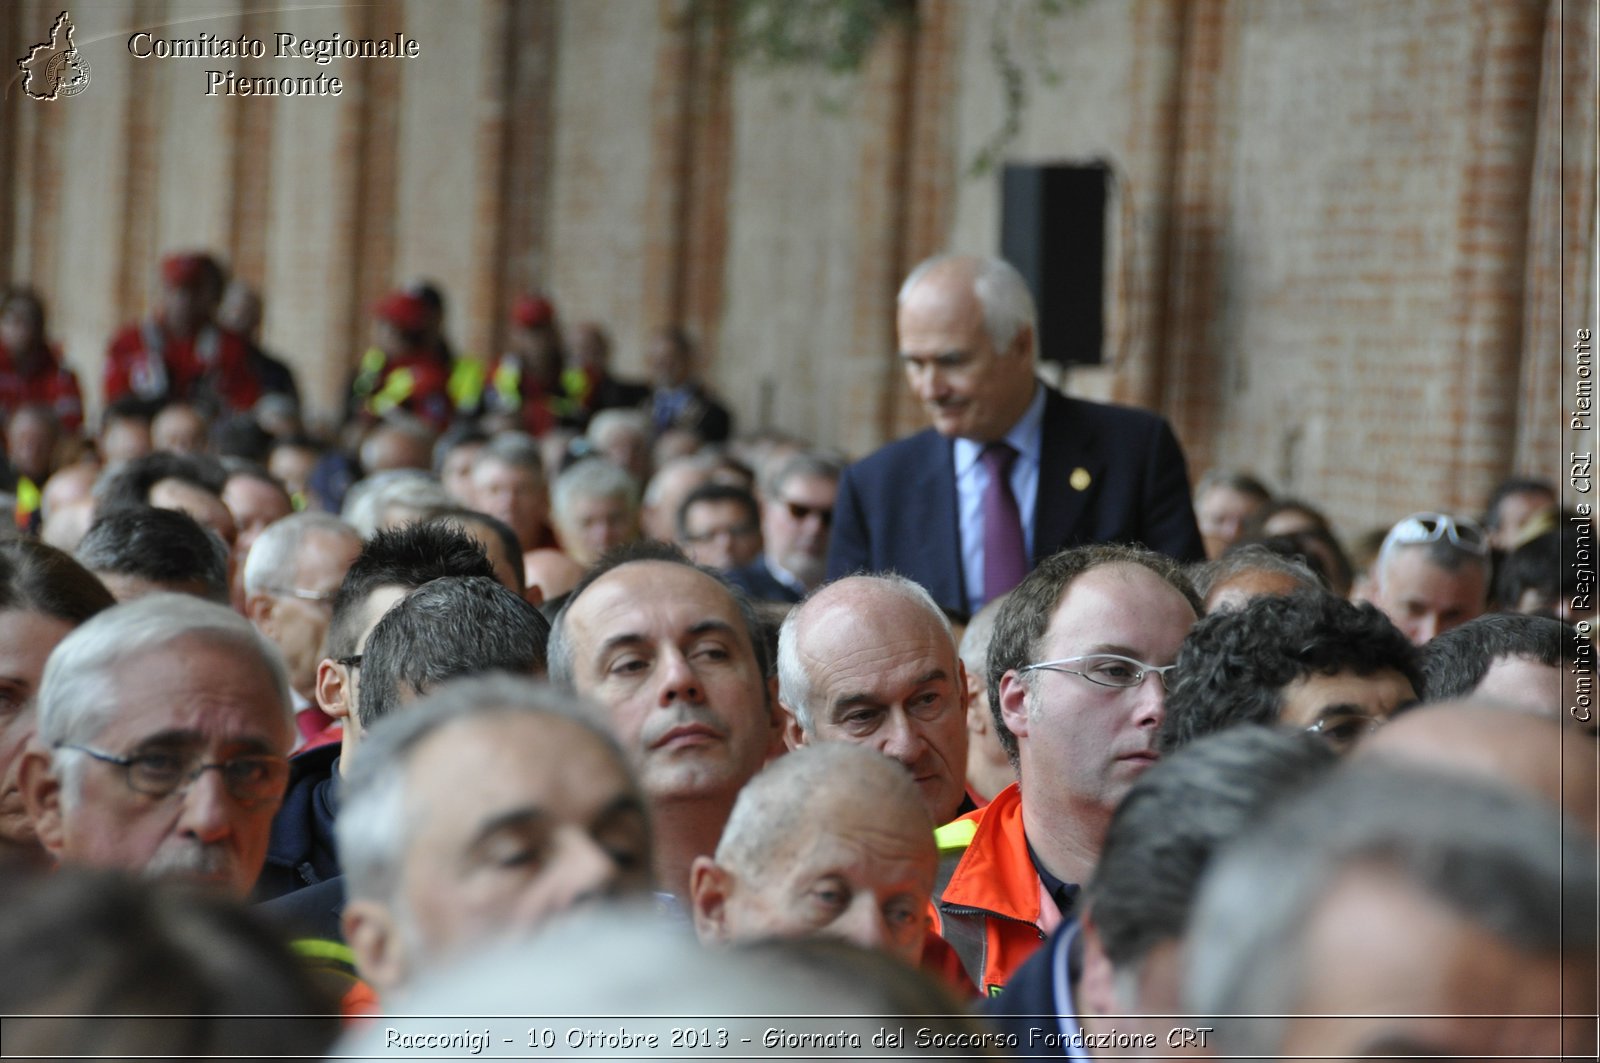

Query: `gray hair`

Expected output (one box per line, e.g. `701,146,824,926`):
714,744,931,876
898,254,1037,355
552,459,639,522
473,432,544,476
37,594,292,791
338,675,623,906
1376,513,1491,580
957,591,1007,676
341,470,451,538
586,409,651,449
762,450,845,503
241,512,359,596
1184,763,1597,1055
777,573,953,734
1187,544,1326,602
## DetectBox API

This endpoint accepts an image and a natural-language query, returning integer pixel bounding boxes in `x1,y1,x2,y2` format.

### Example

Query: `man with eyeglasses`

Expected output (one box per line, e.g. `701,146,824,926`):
241,512,362,750
932,544,1200,996
1159,591,1421,755
1370,512,1491,644
676,483,764,573
19,594,293,898
728,451,842,604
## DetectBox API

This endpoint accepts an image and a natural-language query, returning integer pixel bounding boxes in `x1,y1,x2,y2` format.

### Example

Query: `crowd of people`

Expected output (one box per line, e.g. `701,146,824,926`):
0,250,1592,1060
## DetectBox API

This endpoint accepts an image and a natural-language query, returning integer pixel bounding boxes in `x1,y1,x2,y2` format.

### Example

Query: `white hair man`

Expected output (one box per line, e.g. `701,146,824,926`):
777,574,970,825
828,253,1204,616
242,513,362,748
339,675,650,998
550,458,642,568
690,744,936,966
20,594,294,897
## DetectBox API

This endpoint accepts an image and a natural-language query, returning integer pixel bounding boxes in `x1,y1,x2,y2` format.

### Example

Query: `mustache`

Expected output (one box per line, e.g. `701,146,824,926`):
142,841,235,884
642,707,729,749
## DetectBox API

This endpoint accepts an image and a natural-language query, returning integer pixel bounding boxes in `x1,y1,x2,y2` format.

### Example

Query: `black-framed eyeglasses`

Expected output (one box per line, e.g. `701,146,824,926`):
1018,654,1176,691
58,744,289,804
784,500,833,528
336,655,362,670
1382,512,1490,557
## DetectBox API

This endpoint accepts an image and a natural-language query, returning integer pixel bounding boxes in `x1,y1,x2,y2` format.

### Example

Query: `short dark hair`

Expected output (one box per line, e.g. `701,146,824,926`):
1160,591,1420,753
0,539,115,622
1420,612,1574,701
426,509,526,589
677,483,760,541
326,523,498,659
75,507,230,603
549,540,772,687
1495,525,1588,612
357,575,551,728
1482,477,1555,531
93,452,227,514
1088,726,1335,968
987,544,1201,767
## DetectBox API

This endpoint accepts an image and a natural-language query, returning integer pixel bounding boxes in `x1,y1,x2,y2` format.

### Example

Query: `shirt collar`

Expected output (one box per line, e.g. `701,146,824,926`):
953,383,1046,475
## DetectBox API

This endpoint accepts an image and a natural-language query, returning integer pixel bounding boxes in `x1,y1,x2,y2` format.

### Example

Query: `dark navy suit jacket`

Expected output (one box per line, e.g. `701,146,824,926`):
827,387,1204,615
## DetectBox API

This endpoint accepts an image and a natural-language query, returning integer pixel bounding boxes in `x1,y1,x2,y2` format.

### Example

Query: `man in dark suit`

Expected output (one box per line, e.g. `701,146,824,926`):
828,253,1204,616
642,325,732,443
727,450,842,604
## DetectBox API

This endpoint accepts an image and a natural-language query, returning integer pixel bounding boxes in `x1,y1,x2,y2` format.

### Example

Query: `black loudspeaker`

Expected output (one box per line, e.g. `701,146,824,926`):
999,162,1111,366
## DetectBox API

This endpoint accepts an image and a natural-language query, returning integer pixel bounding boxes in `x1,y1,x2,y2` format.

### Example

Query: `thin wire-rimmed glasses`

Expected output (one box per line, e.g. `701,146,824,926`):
1018,654,1176,691
56,744,289,804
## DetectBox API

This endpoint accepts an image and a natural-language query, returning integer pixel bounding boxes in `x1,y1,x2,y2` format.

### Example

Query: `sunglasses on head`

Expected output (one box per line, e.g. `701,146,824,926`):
1383,512,1490,556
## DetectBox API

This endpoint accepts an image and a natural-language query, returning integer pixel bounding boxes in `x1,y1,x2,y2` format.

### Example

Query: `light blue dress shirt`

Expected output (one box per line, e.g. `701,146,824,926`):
953,384,1046,612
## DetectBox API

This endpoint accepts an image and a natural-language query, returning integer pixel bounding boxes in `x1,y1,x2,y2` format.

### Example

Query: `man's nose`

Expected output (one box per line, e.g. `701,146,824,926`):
831,896,892,952
876,711,927,765
1131,674,1166,731
548,830,622,911
656,647,704,706
176,769,234,844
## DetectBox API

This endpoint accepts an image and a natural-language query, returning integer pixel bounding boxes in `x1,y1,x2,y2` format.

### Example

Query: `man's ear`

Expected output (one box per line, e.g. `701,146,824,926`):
1008,323,1035,361
1075,911,1118,1021
316,658,349,720
522,583,545,608
688,856,734,947
243,592,276,632
997,669,1031,741
18,744,65,860
778,700,807,752
343,898,407,997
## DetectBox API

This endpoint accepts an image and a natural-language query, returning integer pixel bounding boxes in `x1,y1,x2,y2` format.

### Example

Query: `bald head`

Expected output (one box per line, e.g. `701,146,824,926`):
1361,700,1598,836
778,575,969,823
691,744,937,965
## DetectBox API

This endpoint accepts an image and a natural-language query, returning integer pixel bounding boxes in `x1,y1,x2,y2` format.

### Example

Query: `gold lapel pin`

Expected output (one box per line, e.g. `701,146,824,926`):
1069,467,1091,492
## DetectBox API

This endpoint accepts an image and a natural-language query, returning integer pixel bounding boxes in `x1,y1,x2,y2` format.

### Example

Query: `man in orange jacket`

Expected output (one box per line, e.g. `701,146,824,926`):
932,544,1200,996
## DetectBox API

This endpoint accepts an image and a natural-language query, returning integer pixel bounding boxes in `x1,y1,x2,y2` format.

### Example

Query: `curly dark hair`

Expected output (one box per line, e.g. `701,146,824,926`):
1419,612,1577,701
1160,591,1420,752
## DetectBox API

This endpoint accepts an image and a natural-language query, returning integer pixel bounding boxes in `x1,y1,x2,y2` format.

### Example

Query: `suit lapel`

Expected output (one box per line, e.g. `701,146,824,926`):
909,432,967,613
1033,389,1102,560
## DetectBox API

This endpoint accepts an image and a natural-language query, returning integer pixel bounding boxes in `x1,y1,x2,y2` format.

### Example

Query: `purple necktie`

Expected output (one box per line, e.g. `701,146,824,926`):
981,442,1028,603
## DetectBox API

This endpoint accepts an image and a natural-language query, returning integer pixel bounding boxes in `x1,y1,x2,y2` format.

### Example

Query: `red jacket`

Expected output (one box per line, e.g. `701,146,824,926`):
0,341,83,430
104,319,261,412
930,782,1059,996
